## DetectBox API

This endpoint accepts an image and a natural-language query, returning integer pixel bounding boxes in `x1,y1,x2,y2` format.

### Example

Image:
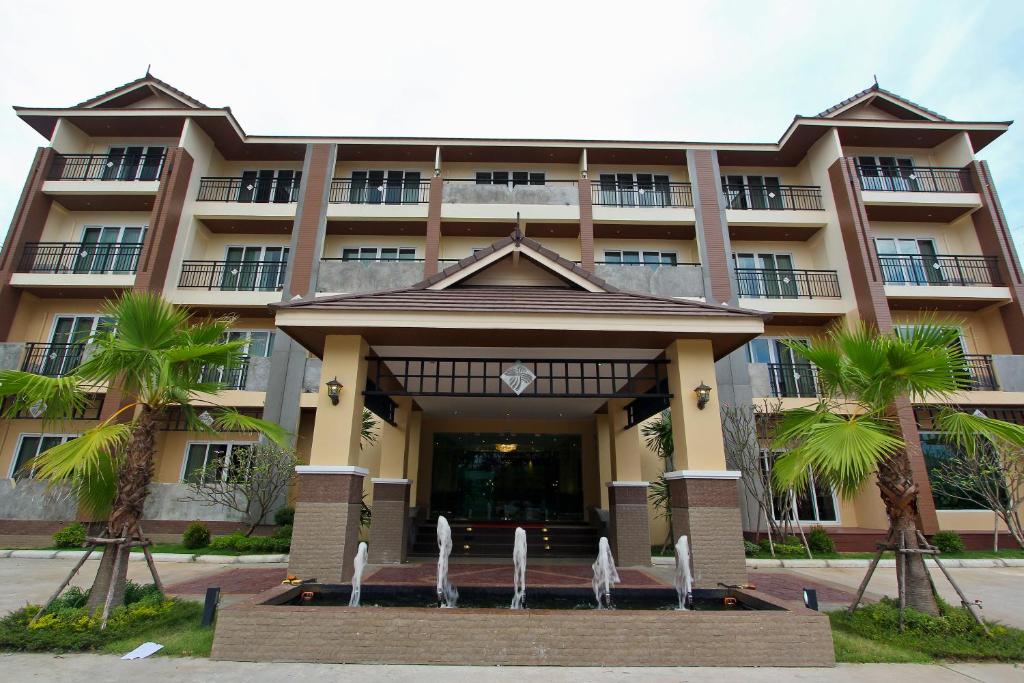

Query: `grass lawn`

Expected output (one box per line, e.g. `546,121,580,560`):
101,606,214,657
19,543,283,556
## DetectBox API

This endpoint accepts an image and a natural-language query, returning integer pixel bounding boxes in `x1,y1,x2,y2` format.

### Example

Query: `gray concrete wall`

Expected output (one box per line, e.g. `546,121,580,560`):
442,182,578,206
747,363,772,398
244,357,273,392
594,264,704,298
0,343,25,370
142,483,279,524
303,358,323,393
316,261,424,294
0,480,77,521
992,355,1024,392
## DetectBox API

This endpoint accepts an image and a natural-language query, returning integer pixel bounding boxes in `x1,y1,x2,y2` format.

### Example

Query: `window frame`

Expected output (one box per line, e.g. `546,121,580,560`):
9,433,77,479
474,170,546,186
180,441,257,484
340,246,417,262
761,450,841,525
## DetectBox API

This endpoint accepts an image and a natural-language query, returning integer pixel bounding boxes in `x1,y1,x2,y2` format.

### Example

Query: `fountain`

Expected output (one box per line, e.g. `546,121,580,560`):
348,541,368,607
436,515,459,608
674,535,693,610
591,536,620,609
510,527,527,609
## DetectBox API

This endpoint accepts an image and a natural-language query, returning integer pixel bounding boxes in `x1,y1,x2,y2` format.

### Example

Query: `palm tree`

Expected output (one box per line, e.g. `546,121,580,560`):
772,322,1024,615
0,292,288,609
642,412,674,553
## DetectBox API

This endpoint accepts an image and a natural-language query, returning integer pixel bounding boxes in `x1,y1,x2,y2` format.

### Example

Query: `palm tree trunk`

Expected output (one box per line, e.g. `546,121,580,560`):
86,407,159,611
876,453,939,616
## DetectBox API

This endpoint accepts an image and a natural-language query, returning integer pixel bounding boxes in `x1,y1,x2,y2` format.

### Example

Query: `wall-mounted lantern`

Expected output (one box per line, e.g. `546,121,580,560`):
694,381,712,410
325,377,342,405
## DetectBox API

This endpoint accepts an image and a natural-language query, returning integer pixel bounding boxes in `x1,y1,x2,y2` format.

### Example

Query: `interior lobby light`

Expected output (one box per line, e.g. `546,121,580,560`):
694,381,712,410
325,377,342,405
495,443,517,453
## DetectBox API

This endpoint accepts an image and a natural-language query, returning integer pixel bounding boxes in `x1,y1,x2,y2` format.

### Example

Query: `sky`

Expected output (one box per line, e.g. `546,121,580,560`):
1,0,1023,251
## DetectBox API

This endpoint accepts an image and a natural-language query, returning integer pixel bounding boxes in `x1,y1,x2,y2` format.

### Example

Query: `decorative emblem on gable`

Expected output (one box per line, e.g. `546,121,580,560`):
500,362,536,396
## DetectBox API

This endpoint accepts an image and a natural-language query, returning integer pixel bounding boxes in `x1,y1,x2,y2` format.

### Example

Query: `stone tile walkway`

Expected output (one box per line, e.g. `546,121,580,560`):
748,570,857,603
164,568,287,594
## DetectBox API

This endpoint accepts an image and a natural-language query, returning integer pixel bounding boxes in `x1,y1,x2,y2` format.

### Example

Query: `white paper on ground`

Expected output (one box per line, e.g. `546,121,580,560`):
121,642,163,659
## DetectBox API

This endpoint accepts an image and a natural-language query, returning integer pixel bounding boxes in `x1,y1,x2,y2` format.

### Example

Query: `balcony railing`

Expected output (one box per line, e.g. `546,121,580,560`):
17,242,142,274
328,178,430,204
178,260,287,291
855,163,974,193
200,356,250,390
735,268,841,299
197,177,301,203
877,254,1002,287
591,182,693,208
768,362,818,398
722,184,823,210
964,355,998,391
21,343,85,377
48,152,165,181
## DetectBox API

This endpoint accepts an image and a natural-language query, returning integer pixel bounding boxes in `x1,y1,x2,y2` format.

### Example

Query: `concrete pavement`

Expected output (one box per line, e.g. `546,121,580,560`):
1,654,1022,682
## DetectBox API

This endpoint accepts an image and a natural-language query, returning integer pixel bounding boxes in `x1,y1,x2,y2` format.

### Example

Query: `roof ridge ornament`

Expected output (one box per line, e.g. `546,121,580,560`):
512,212,523,245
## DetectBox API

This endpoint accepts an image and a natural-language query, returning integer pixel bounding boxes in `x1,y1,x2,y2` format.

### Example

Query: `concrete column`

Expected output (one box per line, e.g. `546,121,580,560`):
309,335,369,467
595,414,613,509
664,339,728,471
578,178,595,272
666,471,747,588
369,397,413,563
406,410,424,506
604,399,650,566
424,176,443,275
288,465,366,582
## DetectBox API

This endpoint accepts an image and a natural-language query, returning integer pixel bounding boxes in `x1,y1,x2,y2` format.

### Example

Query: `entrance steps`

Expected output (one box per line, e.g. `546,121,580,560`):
410,521,602,558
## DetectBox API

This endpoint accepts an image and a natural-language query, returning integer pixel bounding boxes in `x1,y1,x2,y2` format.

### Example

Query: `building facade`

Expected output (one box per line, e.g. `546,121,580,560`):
1,76,1022,580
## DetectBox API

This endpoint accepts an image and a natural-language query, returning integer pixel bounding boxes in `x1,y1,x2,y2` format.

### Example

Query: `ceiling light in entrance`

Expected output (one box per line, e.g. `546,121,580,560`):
495,443,517,453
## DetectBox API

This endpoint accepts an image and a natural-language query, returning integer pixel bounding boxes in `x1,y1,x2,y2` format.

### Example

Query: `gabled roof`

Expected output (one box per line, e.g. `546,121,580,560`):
75,73,208,109
817,84,948,122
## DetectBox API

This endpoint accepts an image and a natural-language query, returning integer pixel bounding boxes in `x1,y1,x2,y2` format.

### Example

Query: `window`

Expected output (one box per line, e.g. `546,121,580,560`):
762,451,838,523
597,173,672,206
340,247,417,262
733,252,797,298
181,442,254,483
603,250,677,269
75,225,146,274
721,175,783,209
349,170,422,204
104,145,166,181
920,432,989,510
857,156,917,191
874,238,942,285
475,171,545,186
236,169,302,203
10,434,76,479
34,315,111,376
220,246,289,291
746,336,816,398
226,330,275,357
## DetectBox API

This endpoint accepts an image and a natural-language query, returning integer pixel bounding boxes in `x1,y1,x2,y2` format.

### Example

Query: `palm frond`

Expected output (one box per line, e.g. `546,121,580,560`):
31,423,131,517
213,409,290,446
362,409,378,446
934,407,1024,457
0,370,90,421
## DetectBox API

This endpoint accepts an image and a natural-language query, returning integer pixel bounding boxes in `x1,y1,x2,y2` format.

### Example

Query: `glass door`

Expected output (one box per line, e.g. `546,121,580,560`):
45,315,101,375
875,238,939,285
222,247,261,290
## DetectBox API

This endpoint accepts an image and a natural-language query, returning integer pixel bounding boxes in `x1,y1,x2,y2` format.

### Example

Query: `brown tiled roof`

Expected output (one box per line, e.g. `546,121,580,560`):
76,73,208,109
817,84,948,121
277,286,762,319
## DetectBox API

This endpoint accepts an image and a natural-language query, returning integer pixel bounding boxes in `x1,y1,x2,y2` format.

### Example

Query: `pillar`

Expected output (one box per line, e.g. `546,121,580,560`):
578,178,595,272
423,176,443,275
603,399,650,566
288,334,369,581
406,410,424,507
664,339,747,587
595,414,612,510
369,397,413,564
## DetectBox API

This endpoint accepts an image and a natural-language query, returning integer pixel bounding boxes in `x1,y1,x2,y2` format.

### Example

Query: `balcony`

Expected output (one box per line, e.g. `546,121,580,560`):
855,164,973,194
48,152,165,182
964,355,998,391
17,242,141,274
735,269,841,299
317,258,425,294
593,261,704,298
178,260,287,291
329,178,430,204
854,162,981,222
197,176,301,203
748,362,818,399
591,182,693,208
723,184,823,211
878,254,1001,287
21,343,85,377
42,153,164,211
200,356,250,390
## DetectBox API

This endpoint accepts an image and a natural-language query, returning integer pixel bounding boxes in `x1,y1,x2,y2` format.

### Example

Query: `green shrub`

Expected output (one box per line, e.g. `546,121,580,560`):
757,536,805,557
181,522,210,550
932,530,965,554
52,522,87,549
273,524,292,541
808,526,836,554
743,540,760,557
274,506,294,526
209,531,289,554
122,581,162,606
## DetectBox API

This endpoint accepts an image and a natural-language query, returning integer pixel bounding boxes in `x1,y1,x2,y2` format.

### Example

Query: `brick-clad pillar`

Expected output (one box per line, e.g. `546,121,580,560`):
423,176,443,276
667,472,747,587
966,160,1024,353
285,143,335,299
289,466,367,582
0,147,56,339
368,479,411,564
578,178,595,272
828,156,939,534
687,149,733,305
606,482,650,566
134,147,193,291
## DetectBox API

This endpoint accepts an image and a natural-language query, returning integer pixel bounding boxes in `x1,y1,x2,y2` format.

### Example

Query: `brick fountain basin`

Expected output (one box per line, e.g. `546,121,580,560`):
211,583,835,667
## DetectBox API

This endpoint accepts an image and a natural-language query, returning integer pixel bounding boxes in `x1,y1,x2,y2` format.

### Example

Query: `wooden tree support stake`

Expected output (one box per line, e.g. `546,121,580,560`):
916,531,989,635
28,545,95,626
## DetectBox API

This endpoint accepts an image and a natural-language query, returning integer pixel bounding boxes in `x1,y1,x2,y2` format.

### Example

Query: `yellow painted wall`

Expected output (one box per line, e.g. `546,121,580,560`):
718,165,811,186
39,206,151,243
0,419,97,478
323,235,427,260
8,296,106,343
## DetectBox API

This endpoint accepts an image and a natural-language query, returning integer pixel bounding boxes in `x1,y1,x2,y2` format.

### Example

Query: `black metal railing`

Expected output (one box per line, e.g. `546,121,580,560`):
178,260,287,291
321,257,426,263
964,355,998,391
591,182,693,207
21,343,85,377
722,184,823,210
328,178,431,204
768,363,819,398
855,163,974,193
877,254,1002,287
197,176,301,203
48,152,166,181
17,242,142,274
199,356,250,390
735,268,841,299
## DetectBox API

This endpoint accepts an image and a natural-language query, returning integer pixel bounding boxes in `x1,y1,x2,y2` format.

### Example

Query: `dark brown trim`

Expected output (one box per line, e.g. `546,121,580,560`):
689,149,732,303
578,178,595,272
296,472,364,503
287,144,333,298
134,147,193,291
424,176,443,276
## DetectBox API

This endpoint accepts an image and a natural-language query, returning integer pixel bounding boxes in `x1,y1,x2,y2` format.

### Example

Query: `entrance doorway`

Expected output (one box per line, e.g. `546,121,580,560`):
430,433,583,522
